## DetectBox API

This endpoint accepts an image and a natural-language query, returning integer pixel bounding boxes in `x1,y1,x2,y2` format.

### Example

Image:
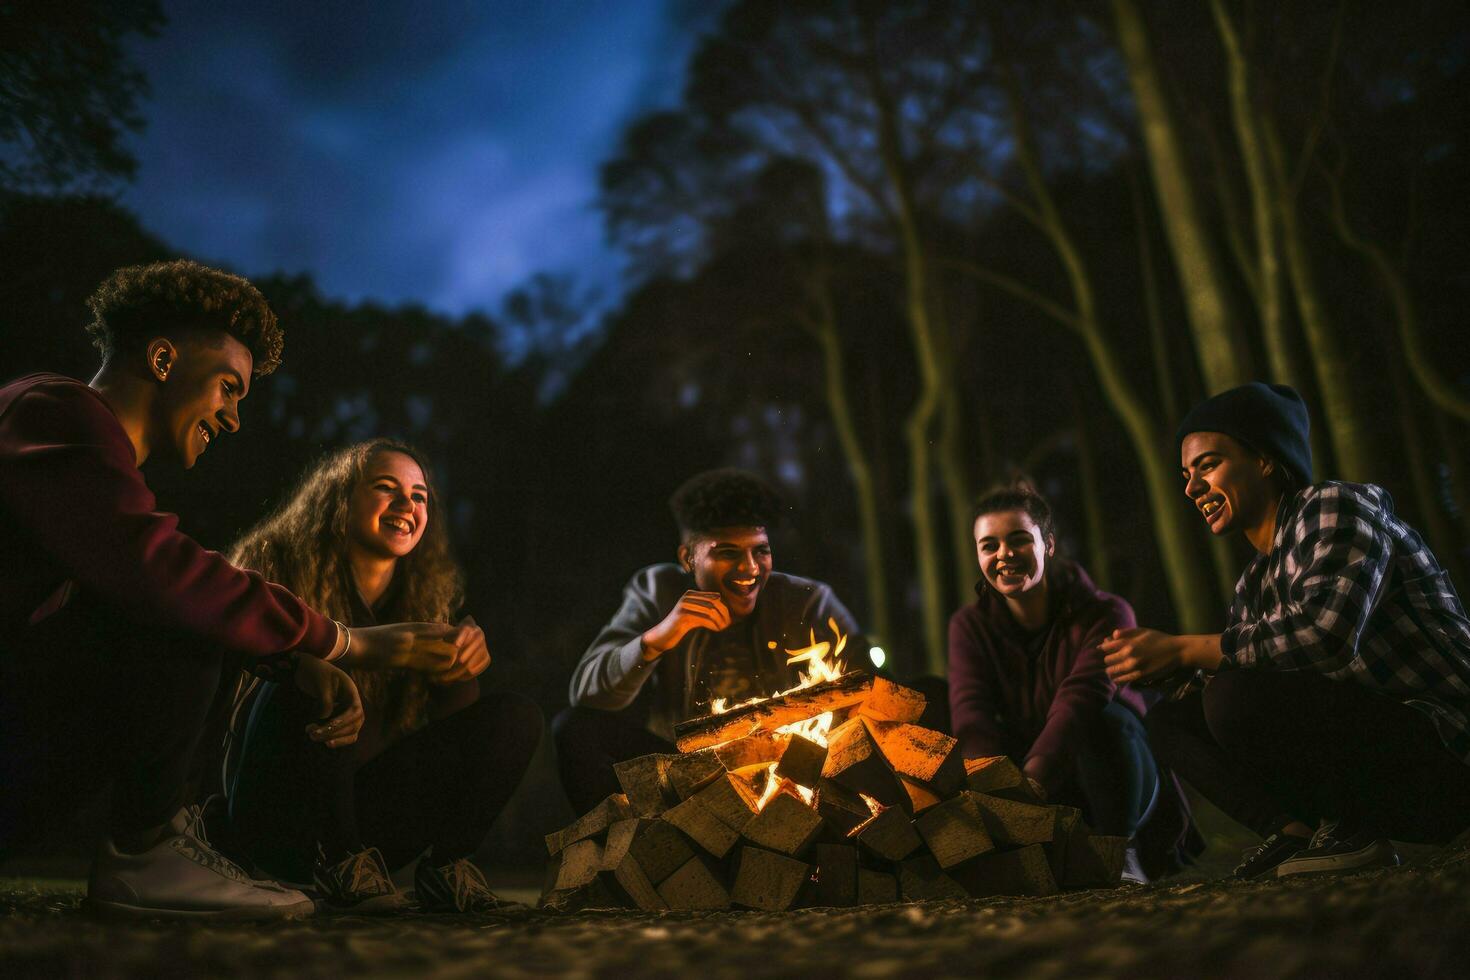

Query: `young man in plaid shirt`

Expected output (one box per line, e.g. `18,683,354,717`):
1100,383,1470,879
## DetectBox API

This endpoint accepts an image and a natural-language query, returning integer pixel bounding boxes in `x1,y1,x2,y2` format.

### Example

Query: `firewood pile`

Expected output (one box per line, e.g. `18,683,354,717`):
542,673,1129,912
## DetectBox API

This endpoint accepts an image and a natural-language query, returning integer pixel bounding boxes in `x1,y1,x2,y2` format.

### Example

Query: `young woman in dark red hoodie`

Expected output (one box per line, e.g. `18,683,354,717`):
948,486,1197,882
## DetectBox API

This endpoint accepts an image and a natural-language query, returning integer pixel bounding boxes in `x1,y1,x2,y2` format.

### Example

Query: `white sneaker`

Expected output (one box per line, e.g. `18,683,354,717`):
86,806,315,920
1120,844,1150,885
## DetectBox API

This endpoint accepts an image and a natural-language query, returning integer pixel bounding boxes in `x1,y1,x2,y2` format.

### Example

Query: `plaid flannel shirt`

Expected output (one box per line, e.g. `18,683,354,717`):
1218,481,1470,764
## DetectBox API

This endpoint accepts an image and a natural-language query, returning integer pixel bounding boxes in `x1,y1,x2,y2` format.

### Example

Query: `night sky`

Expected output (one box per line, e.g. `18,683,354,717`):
122,1,701,318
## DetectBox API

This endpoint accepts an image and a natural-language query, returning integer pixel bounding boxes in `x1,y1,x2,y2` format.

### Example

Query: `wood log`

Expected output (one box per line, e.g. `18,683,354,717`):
661,795,740,858
856,868,899,905
714,732,790,771
540,875,621,912
963,756,1040,803
600,817,652,870
858,676,927,723
775,733,828,788
675,672,874,752
730,846,812,911
1045,806,1083,885
628,820,696,885
900,777,943,815
915,793,995,869
697,772,760,832
972,793,1058,847
656,855,731,910
1064,834,1130,889
854,806,923,862
955,843,1059,898
815,778,872,836
811,843,859,907
666,750,725,800
545,794,633,856
821,717,906,809
608,852,668,911
899,854,969,901
867,721,964,795
615,755,677,817
742,792,824,857
546,837,604,892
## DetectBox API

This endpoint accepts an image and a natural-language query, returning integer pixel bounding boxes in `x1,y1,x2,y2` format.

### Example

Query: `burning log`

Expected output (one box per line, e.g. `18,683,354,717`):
742,791,825,857
730,846,812,911
900,777,942,815
914,793,996,869
811,843,859,907
774,733,827,788
674,672,874,752
545,794,633,856
972,793,1058,847
614,755,677,816
866,721,964,795
815,778,872,836
857,676,928,723
656,855,731,910
820,717,906,809
854,806,923,862
715,732,790,771
898,854,969,901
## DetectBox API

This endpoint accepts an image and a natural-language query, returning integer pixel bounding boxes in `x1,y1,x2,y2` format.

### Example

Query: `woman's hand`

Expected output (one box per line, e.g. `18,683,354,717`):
293,654,364,748
433,615,491,685
1101,627,1184,685
343,622,459,676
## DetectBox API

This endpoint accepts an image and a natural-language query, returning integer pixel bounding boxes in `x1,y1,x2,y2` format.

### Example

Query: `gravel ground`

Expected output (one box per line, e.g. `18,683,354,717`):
4,843,1469,980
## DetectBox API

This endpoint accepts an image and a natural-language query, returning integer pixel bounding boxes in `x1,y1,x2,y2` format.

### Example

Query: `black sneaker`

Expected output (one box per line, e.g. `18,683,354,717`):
1275,820,1400,878
313,846,408,914
1233,831,1309,880
415,856,523,913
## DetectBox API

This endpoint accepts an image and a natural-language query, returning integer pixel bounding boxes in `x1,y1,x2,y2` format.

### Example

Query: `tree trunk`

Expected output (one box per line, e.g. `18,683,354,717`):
1113,0,1254,394
1072,391,1111,592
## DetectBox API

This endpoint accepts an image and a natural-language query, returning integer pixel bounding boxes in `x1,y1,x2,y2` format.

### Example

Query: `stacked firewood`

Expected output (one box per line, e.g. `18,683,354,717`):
542,674,1129,912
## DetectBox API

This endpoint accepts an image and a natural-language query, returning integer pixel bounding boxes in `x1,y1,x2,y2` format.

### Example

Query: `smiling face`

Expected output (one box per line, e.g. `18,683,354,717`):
149,332,253,468
347,450,430,561
1180,431,1279,537
680,526,773,620
974,509,1053,597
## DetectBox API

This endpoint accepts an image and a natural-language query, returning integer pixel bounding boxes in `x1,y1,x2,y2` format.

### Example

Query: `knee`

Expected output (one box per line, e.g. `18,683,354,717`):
552,705,619,759
1143,698,1189,765
1199,670,1269,751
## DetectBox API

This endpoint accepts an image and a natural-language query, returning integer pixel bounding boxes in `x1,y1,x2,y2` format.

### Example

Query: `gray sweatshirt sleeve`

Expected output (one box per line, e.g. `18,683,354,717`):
568,566,674,710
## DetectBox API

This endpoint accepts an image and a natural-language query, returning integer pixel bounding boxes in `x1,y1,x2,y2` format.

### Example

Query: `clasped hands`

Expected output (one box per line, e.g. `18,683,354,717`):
1101,627,1223,686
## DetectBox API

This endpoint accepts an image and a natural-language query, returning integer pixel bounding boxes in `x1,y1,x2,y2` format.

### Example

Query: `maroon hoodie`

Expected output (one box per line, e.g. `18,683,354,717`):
0,374,336,667
947,558,1147,795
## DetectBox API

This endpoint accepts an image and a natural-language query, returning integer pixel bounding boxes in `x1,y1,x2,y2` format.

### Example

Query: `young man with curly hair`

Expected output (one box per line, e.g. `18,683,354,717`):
0,260,468,918
1102,383,1470,880
554,468,861,811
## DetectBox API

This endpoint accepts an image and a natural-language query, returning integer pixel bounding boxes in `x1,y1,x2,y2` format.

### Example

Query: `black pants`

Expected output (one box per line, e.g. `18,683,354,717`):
231,688,543,882
552,706,674,814
1147,669,1470,843
0,595,222,858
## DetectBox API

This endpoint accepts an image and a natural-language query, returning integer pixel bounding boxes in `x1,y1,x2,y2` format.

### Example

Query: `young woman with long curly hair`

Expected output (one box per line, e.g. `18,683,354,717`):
223,439,542,913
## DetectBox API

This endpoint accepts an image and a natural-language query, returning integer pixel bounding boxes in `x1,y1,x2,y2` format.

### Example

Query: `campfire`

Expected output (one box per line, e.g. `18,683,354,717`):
543,623,1129,912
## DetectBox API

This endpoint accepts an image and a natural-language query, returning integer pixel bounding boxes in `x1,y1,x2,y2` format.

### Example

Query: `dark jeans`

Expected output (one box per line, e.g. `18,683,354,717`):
230,687,542,882
552,706,674,814
0,595,222,858
1065,699,1159,838
1147,669,1470,843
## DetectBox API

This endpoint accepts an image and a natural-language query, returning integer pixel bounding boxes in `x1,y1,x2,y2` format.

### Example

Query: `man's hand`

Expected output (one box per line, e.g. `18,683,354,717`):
1101,627,1183,685
640,590,732,661
294,654,364,748
434,615,491,685
344,622,459,677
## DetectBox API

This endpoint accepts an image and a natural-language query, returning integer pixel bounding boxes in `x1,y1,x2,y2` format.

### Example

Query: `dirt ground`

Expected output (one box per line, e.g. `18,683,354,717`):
4,838,1469,980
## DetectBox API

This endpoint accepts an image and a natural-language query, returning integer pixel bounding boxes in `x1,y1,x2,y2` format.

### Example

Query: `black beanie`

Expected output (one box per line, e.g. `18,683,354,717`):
1175,382,1312,487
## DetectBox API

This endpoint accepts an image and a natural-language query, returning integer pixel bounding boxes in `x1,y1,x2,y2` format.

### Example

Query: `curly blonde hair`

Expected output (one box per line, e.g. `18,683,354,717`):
231,439,464,734
86,259,283,375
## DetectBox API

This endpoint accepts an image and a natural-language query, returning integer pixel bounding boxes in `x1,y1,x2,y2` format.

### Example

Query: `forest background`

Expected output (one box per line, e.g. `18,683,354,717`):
3,0,1468,867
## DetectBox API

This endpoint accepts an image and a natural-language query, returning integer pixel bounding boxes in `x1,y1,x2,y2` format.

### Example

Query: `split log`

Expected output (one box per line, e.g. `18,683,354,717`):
627,820,696,885
600,818,652,870
775,733,827,788
674,673,874,752
546,837,604,892
615,755,677,816
811,843,859,907
963,756,1041,803
714,732,790,771
900,777,942,815
915,793,995,869
545,794,633,856
540,875,621,912
856,868,899,905
854,806,923,862
1064,834,1130,889
656,855,731,910
730,846,812,911
666,751,726,800
815,778,872,836
608,853,668,911
697,772,760,832
858,676,927,723
867,721,963,794
742,792,824,857
955,843,1059,898
1046,806,1083,885
899,854,969,901
821,717,906,809
972,793,1058,847
662,795,740,858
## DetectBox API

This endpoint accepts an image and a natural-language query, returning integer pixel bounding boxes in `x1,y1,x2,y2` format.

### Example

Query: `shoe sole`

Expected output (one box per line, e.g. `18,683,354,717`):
317,892,412,916
1275,840,1401,878
85,897,316,921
